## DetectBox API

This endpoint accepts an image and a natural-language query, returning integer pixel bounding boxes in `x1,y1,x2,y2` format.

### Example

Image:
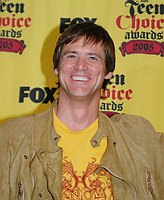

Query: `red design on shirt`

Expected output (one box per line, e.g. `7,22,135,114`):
61,157,113,199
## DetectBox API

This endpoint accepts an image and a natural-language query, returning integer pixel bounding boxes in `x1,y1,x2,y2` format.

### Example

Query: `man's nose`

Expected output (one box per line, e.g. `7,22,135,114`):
74,57,88,71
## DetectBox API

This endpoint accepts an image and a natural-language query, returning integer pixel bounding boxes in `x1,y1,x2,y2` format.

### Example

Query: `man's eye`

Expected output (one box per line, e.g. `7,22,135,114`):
67,54,76,59
88,56,98,60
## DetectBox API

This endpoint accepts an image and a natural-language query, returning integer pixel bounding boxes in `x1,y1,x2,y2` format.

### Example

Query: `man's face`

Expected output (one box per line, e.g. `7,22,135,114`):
55,37,112,100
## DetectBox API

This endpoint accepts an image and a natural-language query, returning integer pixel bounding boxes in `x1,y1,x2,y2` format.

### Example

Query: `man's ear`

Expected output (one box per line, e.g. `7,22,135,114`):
104,72,113,80
54,68,59,76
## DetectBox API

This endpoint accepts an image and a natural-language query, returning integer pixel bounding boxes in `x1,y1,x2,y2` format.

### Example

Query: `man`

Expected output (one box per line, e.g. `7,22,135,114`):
0,22,163,200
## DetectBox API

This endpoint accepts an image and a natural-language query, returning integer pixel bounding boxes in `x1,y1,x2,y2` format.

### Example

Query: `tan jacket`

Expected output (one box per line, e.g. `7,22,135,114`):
0,103,163,200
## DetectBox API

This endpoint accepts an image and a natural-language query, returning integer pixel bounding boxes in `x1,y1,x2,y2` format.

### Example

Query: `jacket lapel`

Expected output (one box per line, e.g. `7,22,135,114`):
32,102,63,199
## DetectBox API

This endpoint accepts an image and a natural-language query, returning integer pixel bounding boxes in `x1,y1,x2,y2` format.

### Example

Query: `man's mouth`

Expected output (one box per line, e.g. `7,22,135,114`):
71,75,90,81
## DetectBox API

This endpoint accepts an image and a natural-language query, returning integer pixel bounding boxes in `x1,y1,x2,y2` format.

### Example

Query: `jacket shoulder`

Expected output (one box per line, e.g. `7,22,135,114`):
111,113,155,130
0,108,52,163
110,113,164,148
0,115,36,152
0,115,34,136
0,108,50,136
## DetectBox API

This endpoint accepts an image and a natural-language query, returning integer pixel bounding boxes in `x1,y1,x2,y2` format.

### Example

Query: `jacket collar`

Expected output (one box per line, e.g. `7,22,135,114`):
33,100,116,153
33,100,60,152
33,100,124,175
91,112,125,176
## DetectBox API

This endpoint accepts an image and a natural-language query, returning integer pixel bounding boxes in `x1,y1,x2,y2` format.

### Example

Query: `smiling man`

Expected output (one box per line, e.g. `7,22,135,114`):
56,37,109,99
0,22,163,200
55,36,112,131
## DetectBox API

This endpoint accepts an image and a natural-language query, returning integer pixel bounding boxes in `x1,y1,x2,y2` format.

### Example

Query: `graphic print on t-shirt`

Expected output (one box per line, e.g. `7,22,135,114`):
61,157,113,200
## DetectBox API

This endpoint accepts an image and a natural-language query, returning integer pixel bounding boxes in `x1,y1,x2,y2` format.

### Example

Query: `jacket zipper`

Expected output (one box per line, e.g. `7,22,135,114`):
100,165,138,200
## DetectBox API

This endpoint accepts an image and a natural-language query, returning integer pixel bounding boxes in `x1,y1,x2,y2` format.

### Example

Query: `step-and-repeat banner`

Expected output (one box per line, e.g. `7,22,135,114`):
0,0,163,132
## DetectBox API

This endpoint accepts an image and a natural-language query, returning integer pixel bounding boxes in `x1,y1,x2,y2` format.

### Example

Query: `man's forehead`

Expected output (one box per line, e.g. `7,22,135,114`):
62,39,104,55
66,36,104,47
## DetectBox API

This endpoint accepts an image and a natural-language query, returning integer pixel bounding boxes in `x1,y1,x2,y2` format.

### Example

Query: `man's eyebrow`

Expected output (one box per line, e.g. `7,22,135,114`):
87,52,101,56
62,50,103,59
62,50,77,55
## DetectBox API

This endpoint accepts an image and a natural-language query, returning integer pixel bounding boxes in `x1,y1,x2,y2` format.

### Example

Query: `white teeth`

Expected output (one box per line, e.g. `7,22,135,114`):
72,76,89,81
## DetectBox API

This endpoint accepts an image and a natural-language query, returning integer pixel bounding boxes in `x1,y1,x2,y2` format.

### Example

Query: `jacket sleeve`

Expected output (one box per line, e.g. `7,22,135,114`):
0,126,10,200
139,116,164,153
111,113,164,198
140,118,164,199
129,115,164,198
156,132,164,152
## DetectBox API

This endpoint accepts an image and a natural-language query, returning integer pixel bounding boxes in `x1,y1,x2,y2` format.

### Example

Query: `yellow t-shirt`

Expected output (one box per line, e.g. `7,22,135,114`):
54,112,113,200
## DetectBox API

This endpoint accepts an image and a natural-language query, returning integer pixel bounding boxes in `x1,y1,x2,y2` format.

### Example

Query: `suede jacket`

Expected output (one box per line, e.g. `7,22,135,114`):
0,103,163,200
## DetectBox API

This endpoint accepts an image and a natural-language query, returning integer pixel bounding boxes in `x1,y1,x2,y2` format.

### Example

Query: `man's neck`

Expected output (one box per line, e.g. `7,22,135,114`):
56,95,100,131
